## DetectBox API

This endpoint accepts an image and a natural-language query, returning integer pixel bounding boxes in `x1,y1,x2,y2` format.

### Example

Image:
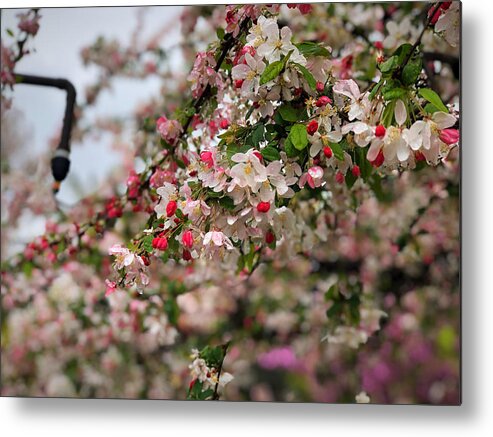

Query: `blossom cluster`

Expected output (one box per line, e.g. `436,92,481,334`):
1,3,460,403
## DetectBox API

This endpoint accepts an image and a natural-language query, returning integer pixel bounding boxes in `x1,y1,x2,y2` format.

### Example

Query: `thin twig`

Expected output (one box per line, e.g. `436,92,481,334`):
212,341,230,400
399,2,442,72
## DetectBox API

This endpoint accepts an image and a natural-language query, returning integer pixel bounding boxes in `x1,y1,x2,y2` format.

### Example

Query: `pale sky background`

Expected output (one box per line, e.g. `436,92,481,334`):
2,6,183,200
1,6,184,250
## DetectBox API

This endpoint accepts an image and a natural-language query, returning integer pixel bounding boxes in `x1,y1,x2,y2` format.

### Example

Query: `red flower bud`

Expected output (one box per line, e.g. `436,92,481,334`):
316,81,324,92
371,150,385,168
252,151,263,162
220,118,230,129
235,79,244,89
335,171,345,184
307,119,319,135
415,151,426,162
375,124,386,138
298,4,312,14
374,41,384,50
166,200,178,217
141,256,151,266
265,230,275,244
323,146,333,158
182,249,192,261
152,236,168,251
352,165,361,177
257,202,271,213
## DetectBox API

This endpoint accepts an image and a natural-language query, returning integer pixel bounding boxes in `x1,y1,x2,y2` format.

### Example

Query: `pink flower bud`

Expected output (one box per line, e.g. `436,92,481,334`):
316,96,332,107
335,171,345,184
182,230,194,248
439,128,459,145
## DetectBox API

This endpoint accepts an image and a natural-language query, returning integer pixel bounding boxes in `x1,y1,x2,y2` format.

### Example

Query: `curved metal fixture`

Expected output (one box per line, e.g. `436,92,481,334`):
14,72,76,193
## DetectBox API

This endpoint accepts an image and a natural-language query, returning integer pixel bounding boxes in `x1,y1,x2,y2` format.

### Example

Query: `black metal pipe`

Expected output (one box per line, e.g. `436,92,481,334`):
14,72,76,189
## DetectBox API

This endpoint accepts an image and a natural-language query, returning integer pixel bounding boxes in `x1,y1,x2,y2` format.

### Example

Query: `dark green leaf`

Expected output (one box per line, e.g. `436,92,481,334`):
401,57,422,86
251,124,265,145
393,43,413,64
218,196,236,211
326,301,343,319
355,147,373,181
324,284,338,301
345,170,357,188
278,103,307,122
261,146,281,161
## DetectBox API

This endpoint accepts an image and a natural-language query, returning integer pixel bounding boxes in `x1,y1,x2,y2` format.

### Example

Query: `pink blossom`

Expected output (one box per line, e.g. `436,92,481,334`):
299,166,324,189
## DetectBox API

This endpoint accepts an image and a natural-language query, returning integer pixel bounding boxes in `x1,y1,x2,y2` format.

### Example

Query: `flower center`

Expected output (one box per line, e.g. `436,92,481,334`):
244,163,253,175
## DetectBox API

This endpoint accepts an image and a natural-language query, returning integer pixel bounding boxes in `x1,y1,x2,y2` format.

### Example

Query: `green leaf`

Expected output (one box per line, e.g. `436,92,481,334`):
284,137,299,158
261,146,281,161
260,60,284,85
324,284,338,301
418,88,448,113
188,379,204,399
295,42,331,58
293,62,316,90
22,261,34,278
288,124,308,151
216,27,225,40
369,80,384,100
401,57,422,86
326,301,343,319
381,80,408,101
278,103,307,122
218,196,236,211
328,141,345,161
200,345,225,368
379,56,399,74
345,170,357,188
6,29,14,37
251,124,265,145
381,100,396,127
368,174,392,202
394,43,413,63
142,235,154,253
278,104,299,122
355,147,373,181
423,103,440,114
198,388,215,400
259,51,292,85
164,298,180,326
